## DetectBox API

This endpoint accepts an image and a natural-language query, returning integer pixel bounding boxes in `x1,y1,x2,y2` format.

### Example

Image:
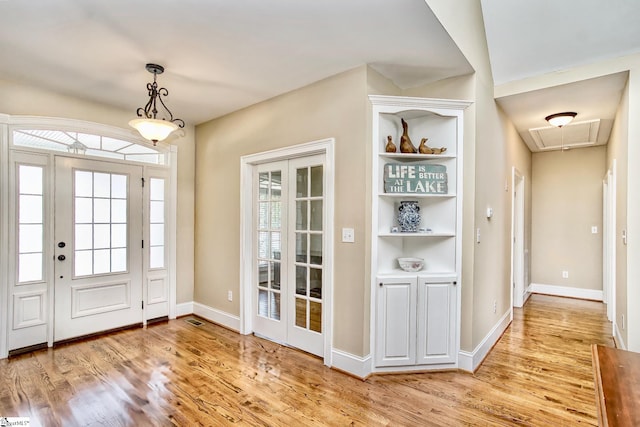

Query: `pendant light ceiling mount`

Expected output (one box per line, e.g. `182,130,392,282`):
129,63,185,146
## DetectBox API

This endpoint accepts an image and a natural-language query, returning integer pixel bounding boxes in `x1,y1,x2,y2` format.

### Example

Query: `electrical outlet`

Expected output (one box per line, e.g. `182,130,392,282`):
493,300,497,314
227,290,233,302
592,226,598,234
562,271,569,279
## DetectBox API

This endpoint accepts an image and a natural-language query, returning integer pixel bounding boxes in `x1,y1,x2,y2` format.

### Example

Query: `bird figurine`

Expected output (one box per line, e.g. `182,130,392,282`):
385,135,397,153
419,138,433,154
418,138,447,155
399,118,417,153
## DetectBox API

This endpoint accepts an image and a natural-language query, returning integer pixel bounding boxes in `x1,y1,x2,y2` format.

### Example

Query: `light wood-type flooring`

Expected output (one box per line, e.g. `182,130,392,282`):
0,294,614,426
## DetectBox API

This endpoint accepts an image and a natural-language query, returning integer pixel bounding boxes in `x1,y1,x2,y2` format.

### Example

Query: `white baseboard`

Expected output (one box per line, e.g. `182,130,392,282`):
458,310,511,372
530,283,603,301
614,322,626,350
331,348,371,379
193,302,241,332
175,302,194,317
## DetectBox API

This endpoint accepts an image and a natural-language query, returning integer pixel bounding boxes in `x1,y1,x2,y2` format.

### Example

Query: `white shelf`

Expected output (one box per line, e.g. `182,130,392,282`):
380,153,455,161
378,232,455,238
376,269,457,279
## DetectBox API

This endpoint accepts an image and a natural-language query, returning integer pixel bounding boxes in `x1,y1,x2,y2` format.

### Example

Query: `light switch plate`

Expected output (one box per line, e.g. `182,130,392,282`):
342,227,355,243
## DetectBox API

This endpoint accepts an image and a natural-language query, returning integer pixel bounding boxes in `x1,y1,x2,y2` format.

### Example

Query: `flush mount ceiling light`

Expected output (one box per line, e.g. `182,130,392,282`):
129,63,185,145
545,112,577,128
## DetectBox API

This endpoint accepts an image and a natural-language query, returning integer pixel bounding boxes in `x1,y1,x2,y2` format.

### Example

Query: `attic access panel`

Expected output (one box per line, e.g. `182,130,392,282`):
529,120,600,151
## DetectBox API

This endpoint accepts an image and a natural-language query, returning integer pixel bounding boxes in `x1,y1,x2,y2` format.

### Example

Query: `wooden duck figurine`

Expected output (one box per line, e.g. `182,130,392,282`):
419,138,447,155
399,118,417,153
419,138,433,154
385,135,397,153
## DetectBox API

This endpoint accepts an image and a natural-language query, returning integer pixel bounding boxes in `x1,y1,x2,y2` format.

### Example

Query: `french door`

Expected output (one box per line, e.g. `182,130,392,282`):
253,155,325,357
53,157,143,341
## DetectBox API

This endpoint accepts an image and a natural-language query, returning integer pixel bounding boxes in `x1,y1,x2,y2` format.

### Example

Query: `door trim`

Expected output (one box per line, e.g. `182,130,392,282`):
510,167,526,312
240,138,335,366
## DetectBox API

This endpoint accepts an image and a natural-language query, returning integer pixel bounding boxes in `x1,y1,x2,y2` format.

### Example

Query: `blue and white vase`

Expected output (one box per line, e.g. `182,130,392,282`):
397,201,421,232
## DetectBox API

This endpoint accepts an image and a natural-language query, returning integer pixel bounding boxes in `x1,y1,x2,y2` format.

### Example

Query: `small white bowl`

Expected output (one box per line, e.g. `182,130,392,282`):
397,257,424,272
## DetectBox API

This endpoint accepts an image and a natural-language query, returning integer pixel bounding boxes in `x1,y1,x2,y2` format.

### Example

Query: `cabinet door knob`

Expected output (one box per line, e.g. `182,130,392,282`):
379,282,383,287
453,281,457,286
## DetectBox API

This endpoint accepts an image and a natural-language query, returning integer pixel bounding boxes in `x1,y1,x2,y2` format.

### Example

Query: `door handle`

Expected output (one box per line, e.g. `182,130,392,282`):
57,254,66,261
58,241,66,248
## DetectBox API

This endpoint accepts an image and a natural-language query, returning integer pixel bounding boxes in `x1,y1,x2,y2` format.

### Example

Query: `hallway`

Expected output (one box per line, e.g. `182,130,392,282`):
0,294,613,426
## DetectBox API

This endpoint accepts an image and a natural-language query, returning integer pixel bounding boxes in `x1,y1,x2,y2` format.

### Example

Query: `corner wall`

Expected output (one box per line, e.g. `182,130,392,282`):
422,0,532,356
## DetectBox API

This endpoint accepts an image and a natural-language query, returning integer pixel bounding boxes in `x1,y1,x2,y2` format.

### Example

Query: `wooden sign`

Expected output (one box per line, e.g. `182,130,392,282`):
383,163,448,194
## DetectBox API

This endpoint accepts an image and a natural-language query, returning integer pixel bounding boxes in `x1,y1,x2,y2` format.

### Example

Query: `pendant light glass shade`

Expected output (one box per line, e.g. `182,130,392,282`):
545,112,577,127
129,118,178,143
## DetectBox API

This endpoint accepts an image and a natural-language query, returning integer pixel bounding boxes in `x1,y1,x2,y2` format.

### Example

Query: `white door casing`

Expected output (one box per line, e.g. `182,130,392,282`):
511,167,526,309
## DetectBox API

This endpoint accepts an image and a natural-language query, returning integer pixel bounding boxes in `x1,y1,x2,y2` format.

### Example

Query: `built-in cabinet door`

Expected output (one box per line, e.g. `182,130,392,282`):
416,279,456,365
375,276,417,367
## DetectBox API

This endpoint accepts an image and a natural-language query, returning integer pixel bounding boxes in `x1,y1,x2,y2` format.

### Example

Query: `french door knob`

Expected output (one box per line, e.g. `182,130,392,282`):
57,254,66,261
58,241,66,248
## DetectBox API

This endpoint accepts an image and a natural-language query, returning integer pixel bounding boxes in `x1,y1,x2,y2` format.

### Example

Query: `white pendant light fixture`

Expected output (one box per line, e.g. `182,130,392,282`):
129,63,185,145
545,112,577,128
545,111,577,151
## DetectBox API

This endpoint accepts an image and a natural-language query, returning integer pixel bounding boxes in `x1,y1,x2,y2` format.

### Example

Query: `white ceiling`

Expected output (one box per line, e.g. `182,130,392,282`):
0,0,472,125
481,0,640,152
1,0,639,150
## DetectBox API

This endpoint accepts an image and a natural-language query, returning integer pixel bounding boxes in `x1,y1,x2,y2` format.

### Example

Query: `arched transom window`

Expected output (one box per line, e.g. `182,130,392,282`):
12,129,166,165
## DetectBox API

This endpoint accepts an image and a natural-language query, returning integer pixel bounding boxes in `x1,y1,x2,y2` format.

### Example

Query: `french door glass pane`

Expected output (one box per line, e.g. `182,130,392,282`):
19,195,42,223
293,164,323,334
19,224,42,253
149,178,165,269
18,164,44,283
310,166,323,197
296,265,307,296
296,168,308,198
74,170,129,277
295,233,307,263
94,199,110,223
310,301,322,333
271,171,281,200
75,198,92,223
295,298,306,328
19,254,42,282
296,201,307,230
19,165,42,194
310,200,322,231
256,170,283,321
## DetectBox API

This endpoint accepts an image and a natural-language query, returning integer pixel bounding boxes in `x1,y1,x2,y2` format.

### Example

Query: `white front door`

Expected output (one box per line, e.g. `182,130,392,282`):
253,155,325,357
54,156,143,342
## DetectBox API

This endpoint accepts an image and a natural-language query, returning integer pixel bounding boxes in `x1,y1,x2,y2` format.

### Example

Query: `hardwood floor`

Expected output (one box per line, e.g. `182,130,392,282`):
0,294,613,426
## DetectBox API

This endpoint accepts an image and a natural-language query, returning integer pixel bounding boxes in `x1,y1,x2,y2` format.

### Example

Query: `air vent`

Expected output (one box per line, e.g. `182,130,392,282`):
529,119,600,151
185,318,204,327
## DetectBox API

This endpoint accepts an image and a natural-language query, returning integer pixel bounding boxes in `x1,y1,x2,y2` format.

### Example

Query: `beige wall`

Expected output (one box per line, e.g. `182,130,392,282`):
422,0,532,352
195,66,371,356
0,78,196,304
607,78,629,346
531,147,606,290
625,69,640,350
